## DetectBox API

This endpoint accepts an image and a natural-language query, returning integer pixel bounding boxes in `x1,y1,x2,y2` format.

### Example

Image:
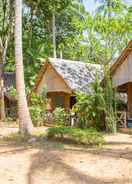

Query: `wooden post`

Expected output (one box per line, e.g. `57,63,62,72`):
47,97,54,112
64,95,70,111
127,83,132,118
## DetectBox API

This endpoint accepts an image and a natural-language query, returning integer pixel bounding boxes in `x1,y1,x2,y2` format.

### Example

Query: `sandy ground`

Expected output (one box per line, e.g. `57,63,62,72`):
0,128,132,184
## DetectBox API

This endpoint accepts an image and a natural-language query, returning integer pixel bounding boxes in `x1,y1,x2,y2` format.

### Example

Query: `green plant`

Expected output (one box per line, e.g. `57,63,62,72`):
9,87,17,98
6,106,17,121
29,92,47,126
53,107,69,127
73,74,105,129
47,127,104,146
29,106,43,126
73,71,117,133
103,65,117,133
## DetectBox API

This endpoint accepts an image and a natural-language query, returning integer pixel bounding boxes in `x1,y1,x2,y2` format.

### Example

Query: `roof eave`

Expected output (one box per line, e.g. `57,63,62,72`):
34,58,73,94
111,40,132,75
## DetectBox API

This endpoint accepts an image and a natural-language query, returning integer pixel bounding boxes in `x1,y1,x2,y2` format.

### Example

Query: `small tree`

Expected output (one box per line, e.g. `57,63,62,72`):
73,74,106,129
74,71,117,133
104,65,117,133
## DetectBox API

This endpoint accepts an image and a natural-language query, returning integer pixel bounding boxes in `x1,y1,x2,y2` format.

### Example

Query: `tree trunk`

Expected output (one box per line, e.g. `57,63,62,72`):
60,50,63,59
0,44,6,121
52,11,56,58
0,62,5,121
15,0,33,134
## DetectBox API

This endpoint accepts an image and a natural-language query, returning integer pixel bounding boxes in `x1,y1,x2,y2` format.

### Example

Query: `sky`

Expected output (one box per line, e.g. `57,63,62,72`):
83,0,132,14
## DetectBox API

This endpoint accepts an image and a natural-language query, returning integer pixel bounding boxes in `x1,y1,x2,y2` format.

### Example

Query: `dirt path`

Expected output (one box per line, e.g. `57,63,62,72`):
0,128,132,184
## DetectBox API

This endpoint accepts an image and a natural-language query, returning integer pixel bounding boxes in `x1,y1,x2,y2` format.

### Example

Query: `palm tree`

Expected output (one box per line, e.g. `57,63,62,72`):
15,0,33,134
52,10,56,58
0,48,5,121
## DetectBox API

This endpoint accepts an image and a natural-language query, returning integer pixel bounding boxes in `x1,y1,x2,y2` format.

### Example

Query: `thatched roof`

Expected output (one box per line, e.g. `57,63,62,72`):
35,58,102,94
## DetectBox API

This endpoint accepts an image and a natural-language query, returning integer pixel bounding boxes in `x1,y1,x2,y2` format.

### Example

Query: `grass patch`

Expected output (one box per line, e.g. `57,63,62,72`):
47,127,105,146
1,131,47,147
2,133,32,144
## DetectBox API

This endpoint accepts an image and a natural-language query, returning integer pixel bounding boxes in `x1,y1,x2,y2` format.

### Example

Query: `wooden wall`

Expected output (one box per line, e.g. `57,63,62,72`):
127,83,132,118
36,64,72,94
112,52,132,87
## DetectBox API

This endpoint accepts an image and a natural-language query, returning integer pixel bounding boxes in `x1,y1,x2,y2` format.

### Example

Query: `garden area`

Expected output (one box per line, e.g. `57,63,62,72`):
0,0,132,183
0,74,131,184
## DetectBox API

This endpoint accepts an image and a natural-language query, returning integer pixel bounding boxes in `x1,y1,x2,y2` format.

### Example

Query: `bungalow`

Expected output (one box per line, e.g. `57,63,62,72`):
111,40,132,119
4,72,15,101
4,72,16,111
34,58,102,111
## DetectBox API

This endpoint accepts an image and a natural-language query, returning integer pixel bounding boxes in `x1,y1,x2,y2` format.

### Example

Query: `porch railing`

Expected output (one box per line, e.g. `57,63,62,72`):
117,111,127,128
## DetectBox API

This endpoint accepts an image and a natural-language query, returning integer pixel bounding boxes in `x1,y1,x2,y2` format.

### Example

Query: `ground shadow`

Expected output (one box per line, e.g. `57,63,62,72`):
64,146,132,161
27,143,131,184
0,130,132,184
105,141,132,145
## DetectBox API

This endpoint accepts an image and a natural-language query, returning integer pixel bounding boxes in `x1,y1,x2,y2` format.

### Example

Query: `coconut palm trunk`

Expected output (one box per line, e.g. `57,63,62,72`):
0,61,5,121
52,11,56,58
15,0,33,134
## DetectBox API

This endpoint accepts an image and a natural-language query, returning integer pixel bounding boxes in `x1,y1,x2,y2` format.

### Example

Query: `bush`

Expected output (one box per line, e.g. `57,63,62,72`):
6,105,17,121
73,74,105,129
47,127,104,146
53,107,69,126
29,92,47,126
73,72,117,133
29,106,43,126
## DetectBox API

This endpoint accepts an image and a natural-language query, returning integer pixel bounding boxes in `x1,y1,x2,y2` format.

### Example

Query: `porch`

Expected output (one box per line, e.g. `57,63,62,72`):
47,92,76,112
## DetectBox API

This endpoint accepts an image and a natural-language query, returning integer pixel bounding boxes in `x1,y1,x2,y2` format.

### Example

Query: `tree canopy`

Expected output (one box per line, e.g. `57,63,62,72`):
1,0,131,90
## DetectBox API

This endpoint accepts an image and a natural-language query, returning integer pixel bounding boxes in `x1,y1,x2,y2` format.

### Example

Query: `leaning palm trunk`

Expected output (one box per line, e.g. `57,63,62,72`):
0,61,5,121
0,43,7,121
52,11,56,58
15,0,33,134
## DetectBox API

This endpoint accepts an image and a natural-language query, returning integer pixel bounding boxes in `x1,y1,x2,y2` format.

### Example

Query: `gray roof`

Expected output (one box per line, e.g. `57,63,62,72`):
4,72,15,100
49,58,103,93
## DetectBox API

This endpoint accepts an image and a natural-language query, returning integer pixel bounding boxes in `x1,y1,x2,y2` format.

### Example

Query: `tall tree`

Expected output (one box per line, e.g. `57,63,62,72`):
15,0,33,134
52,10,56,58
21,0,85,89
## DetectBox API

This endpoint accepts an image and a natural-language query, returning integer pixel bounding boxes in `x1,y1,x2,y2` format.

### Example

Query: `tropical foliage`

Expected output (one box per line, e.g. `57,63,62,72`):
0,0,131,134
53,107,69,127
3,0,132,90
73,73,117,133
29,90,47,126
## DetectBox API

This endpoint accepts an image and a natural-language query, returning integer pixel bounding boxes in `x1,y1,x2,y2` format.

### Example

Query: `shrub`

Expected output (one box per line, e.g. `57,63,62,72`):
29,106,43,126
47,127,104,146
73,71,117,133
73,74,105,129
9,87,17,99
53,107,69,126
29,91,47,126
6,105,17,121
6,87,17,120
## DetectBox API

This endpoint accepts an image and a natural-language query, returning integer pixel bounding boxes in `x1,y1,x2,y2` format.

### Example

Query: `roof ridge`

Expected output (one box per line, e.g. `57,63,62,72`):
49,58,101,67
